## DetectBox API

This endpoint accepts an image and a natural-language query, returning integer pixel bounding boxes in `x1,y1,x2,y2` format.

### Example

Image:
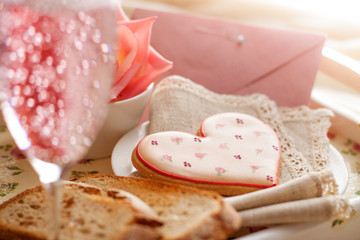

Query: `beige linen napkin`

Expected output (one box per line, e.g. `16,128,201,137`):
226,170,338,211
238,196,350,227
149,75,333,183
226,171,351,226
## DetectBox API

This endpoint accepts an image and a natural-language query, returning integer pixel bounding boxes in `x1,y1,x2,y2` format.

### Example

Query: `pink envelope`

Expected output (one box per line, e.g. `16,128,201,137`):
132,9,325,107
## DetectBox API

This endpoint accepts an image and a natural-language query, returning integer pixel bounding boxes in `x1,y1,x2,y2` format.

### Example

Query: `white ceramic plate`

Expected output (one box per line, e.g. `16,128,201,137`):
111,121,354,239
111,121,349,194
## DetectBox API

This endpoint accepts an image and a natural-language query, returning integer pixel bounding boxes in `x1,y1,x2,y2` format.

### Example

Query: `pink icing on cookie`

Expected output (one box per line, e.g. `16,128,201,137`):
136,112,281,188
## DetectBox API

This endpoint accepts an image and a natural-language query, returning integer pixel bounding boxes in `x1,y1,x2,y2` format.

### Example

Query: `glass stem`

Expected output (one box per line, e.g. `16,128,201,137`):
42,180,63,240
28,154,68,240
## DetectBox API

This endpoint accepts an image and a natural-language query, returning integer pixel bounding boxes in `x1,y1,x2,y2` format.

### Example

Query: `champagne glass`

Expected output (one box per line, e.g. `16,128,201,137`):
0,0,118,238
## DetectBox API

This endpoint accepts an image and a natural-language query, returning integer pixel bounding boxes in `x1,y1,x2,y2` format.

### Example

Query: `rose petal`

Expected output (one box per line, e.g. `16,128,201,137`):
111,25,138,99
124,17,157,78
111,5,173,101
116,47,172,101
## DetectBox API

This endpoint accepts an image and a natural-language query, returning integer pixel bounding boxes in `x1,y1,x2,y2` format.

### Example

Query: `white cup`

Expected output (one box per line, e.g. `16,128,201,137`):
86,83,154,159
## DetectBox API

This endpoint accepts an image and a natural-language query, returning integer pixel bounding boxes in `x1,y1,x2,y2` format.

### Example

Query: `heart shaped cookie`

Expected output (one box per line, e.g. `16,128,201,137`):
132,112,281,195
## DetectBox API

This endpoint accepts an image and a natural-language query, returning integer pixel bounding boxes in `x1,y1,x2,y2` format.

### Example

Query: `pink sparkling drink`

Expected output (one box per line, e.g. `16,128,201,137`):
0,1,117,166
0,0,118,238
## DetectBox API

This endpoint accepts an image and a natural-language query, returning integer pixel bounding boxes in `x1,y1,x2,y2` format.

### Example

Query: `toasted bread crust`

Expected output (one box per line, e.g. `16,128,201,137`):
76,174,242,240
0,230,44,240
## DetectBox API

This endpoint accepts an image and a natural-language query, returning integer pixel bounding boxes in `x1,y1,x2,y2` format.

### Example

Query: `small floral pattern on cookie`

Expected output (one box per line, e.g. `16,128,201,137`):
234,154,242,160
234,134,243,140
251,165,261,172
255,149,264,155
236,118,244,124
183,161,192,167
161,154,173,162
171,137,183,145
215,167,227,176
219,143,229,150
215,123,225,129
195,153,207,160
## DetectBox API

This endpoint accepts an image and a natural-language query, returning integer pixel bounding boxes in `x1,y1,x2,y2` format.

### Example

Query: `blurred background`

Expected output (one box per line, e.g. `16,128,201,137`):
122,0,360,60
123,0,360,143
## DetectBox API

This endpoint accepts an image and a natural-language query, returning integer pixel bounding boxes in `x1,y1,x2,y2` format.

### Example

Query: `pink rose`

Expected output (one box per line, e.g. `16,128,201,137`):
215,167,227,176
219,143,229,150
215,123,224,128
251,165,261,172
171,137,183,145
161,155,173,162
163,155,171,160
195,152,207,159
111,7,173,102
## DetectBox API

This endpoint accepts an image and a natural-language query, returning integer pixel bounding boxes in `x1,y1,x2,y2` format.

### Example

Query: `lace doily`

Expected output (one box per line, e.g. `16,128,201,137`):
280,106,333,173
149,75,333,182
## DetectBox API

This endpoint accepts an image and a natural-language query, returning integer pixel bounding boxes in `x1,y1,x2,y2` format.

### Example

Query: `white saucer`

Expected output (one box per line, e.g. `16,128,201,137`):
111,121,349,194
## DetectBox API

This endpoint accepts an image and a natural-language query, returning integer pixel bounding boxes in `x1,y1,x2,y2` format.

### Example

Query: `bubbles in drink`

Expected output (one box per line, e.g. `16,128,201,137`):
92,29,102,44
93,80,100,89
0,3,117,165
74,39,83,50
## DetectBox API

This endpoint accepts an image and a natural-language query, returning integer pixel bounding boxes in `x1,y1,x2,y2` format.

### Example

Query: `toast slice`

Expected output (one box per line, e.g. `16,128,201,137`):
0,181,162,240
75,175,241,240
